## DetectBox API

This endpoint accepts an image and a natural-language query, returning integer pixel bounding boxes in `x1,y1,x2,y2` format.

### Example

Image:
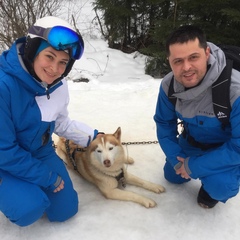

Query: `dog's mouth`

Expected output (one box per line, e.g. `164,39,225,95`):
103,159,111,168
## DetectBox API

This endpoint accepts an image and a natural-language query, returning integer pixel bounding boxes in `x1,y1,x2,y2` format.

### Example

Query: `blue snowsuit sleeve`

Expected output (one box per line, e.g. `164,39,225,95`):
154,83,188,168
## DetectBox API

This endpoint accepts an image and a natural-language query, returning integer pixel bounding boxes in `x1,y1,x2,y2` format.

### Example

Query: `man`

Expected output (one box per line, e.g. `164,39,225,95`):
154,25,240,208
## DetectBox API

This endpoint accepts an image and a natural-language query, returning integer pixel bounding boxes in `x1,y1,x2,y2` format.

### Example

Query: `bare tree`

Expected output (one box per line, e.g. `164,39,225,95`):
0,0,61,50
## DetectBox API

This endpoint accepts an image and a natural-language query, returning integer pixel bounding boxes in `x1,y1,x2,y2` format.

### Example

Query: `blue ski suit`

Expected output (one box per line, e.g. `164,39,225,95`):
154,42,240,202
0,37,98,226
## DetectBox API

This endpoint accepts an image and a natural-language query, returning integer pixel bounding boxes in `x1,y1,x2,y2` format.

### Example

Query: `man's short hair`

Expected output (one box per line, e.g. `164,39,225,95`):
166,25,207,57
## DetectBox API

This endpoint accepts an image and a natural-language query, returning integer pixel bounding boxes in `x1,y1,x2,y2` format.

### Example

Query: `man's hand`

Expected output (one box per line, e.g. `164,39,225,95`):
176,156,191,179
53,180,65,193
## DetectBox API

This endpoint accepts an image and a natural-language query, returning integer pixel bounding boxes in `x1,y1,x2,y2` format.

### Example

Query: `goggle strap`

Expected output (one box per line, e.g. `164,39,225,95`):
28,26,47,39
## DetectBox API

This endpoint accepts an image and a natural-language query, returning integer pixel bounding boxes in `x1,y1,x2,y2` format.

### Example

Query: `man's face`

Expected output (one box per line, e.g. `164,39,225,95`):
168,38,210,88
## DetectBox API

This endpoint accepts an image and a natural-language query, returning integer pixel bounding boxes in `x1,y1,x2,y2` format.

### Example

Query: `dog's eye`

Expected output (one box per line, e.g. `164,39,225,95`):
109,147,113,151
97,150,102,153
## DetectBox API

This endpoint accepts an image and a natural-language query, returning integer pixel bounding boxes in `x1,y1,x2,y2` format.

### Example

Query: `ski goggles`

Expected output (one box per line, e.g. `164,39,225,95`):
28,25,84,60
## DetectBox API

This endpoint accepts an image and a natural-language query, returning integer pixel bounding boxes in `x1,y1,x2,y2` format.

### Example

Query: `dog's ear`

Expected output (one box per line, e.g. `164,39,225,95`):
113,127,121,141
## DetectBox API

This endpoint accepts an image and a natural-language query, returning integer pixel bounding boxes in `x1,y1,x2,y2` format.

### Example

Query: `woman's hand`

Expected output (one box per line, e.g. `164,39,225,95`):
53,180,65,193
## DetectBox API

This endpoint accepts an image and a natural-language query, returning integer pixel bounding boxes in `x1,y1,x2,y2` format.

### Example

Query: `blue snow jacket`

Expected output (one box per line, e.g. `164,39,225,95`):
154,42,240,179
0,37,97,190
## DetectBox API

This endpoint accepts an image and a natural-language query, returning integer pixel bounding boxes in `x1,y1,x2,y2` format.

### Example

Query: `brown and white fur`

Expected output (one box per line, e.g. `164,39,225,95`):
56,127,165,208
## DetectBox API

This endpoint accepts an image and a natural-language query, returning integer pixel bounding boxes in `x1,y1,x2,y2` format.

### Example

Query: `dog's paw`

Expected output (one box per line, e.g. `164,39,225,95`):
152,184,165,194
143,199,157,208
125,157,134,164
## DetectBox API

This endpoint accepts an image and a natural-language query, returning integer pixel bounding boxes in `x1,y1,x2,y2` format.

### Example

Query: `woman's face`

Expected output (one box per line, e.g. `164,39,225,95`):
33,46,70,84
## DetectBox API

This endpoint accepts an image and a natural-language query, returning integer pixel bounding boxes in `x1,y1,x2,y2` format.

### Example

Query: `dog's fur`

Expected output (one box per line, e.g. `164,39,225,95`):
56,127,165,208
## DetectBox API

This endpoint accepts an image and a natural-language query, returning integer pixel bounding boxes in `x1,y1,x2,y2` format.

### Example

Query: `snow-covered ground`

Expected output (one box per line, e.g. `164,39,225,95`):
1,1,240,239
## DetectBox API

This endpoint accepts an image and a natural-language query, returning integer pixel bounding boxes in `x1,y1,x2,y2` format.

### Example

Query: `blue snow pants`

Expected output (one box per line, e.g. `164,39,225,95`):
0,148,78,227
163,135,240,203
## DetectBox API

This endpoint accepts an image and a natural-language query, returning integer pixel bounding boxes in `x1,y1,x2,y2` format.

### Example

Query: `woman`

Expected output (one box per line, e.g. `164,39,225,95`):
0,16,98,226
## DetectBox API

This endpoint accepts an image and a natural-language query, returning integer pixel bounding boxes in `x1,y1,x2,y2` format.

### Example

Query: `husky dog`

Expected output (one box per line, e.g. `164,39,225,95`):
56,127,165,208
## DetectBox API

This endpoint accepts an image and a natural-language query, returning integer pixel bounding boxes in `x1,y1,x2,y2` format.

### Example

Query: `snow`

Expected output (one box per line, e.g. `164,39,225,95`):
1,1,240,239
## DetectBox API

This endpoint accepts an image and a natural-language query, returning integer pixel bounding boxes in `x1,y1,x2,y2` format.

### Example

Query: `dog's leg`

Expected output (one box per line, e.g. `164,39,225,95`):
100,188,157,208
124,156,134,164
56,146,68,163
126,173,165,193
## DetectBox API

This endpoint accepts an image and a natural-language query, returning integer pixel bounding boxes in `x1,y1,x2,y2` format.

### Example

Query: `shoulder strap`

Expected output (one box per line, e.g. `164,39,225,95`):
168,76,177,106
212,59,233,127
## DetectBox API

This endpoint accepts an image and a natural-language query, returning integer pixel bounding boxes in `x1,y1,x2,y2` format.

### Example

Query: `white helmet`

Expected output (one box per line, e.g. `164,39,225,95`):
28,16,75,38
24,16,84,78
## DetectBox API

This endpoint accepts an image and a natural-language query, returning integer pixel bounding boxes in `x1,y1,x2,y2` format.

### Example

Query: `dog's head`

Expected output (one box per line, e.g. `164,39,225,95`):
88,127,125,169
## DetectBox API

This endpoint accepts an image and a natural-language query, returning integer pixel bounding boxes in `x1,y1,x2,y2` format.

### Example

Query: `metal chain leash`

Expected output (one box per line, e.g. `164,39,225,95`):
52,140,159,150
121,140,158,145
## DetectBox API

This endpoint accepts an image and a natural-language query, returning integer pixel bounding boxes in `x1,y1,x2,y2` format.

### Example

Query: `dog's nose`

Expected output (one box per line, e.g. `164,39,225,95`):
103,159,111,167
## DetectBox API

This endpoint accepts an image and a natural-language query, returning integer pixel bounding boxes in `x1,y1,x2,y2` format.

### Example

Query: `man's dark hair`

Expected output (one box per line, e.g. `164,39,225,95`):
165,25,207,57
